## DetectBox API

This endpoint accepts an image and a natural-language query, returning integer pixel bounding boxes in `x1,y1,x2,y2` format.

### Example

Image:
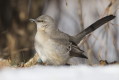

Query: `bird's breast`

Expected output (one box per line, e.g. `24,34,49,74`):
35,32,70,65
35,31,49,44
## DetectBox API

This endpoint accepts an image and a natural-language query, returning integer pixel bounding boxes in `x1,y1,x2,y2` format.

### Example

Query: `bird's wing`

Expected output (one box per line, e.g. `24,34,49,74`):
51,30,88,59
51,36,88,59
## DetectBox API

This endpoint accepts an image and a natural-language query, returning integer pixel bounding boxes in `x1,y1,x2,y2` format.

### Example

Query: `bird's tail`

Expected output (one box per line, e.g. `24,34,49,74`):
75,15,115,44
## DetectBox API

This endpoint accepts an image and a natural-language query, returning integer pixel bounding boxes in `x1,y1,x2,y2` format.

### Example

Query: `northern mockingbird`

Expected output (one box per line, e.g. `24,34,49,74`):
30,15,115,65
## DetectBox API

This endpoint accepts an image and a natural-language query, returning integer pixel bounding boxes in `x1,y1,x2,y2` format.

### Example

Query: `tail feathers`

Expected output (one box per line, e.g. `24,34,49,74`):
75,15,115,44
70,47,88,59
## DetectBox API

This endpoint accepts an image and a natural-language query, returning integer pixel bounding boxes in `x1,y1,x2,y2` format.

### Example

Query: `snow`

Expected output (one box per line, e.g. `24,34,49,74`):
0,65,119,80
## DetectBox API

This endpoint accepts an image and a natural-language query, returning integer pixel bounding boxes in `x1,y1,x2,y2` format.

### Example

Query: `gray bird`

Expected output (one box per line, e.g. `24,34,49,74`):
30,15,115,65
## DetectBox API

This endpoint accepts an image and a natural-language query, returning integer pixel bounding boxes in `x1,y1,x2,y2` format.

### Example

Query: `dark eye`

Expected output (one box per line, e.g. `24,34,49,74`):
37,20,44,22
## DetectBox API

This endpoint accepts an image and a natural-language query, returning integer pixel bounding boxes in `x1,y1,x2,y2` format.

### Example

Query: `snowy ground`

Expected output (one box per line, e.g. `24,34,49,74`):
0,65,119,80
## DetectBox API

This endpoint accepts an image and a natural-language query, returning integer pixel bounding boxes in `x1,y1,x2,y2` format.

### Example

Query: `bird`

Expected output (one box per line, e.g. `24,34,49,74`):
30,15,115,65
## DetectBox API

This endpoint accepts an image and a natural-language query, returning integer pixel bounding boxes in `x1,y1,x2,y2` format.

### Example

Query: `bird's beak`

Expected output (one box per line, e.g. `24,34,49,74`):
29,19,36,22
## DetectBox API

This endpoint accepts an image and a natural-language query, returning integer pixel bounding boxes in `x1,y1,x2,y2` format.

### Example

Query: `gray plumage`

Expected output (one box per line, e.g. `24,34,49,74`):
30,15,115,65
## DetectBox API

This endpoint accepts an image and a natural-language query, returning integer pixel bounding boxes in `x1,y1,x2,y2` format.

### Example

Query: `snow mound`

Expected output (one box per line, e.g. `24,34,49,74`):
0,65,119,80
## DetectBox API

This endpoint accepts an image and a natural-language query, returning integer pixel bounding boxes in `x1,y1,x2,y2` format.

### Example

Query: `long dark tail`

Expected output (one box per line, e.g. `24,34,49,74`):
75,15,115,44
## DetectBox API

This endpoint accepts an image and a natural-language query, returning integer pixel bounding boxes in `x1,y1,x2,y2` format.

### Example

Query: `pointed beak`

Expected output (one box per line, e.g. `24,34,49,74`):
29,19,36,22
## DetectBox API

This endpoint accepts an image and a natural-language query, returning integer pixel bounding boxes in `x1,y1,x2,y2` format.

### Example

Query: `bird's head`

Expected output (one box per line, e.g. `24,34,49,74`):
30,15,56,33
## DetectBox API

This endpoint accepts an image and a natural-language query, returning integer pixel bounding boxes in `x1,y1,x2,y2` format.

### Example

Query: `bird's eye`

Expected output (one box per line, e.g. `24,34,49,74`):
37,20,44,22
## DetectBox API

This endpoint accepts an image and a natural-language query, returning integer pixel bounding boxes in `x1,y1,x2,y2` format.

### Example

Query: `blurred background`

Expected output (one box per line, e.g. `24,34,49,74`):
0,0,119,66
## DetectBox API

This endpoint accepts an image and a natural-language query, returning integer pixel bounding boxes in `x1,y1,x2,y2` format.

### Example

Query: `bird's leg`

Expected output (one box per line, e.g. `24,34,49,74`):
24,53,40,67
65,63,70,66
